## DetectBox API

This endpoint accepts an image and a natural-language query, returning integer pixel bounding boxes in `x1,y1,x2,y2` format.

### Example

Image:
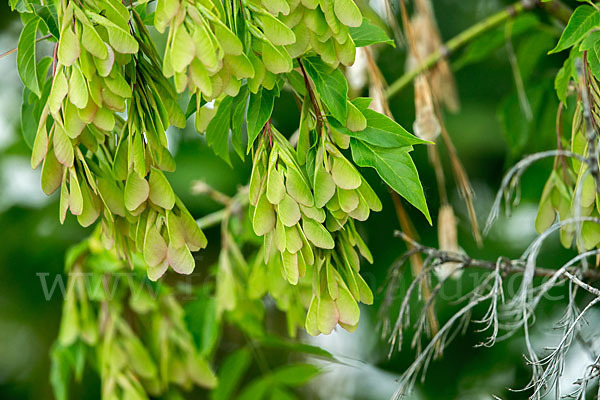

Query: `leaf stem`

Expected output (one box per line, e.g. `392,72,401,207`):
386,0,571,99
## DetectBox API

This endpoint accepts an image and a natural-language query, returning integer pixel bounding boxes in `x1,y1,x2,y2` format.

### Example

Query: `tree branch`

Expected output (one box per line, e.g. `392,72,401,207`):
386,0,571,99
394,230,600,282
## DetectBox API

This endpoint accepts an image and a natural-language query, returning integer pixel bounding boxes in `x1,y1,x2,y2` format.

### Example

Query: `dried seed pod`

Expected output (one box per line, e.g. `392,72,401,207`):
413,75,440,142
435,204,462,280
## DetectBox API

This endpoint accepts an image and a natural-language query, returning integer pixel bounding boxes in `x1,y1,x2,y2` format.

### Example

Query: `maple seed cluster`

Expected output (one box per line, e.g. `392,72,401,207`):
536,80,600,251
33,0,208,279
26,0,421,339
34,0,138,229
251,129,322,285
249,112,380,334
155,0,363,133
58,239,217,398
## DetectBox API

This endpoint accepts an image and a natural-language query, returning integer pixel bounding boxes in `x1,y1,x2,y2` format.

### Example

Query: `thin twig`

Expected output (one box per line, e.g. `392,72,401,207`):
0,33,52,59
195,186,249,230
386,0,570,99
394,230,600,281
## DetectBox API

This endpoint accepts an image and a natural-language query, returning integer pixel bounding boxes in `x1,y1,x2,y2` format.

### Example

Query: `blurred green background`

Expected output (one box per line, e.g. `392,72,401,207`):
0,0,593,399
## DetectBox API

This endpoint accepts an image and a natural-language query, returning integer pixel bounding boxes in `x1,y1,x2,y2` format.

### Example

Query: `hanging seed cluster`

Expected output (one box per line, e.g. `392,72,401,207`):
250,129,323,286
32,1,207,280
24,0,415,339
302,128,380,334
249,249,313,336
272,0,362,67
536,85,600,251
155,0,256,99
153,0,362,131
33,0,138,229
112,33,206,280
57,238,216,399
248,108,380,334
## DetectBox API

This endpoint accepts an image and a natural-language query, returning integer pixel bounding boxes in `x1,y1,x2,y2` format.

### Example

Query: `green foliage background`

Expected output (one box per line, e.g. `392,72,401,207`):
0,0,586,398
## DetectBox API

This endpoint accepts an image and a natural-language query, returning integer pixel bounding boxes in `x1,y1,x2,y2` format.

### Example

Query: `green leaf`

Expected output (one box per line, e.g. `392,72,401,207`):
257,336,334,359
330,98,428,148
186,93,200,118
231,86,249,160
555,48,578,104
516,31,555,84
50,344,73,400
302,56,348,123
185,291,220,356
17,17,41,97
351,139,431,223
270,387,297,400
32,3,59,39
9,0,21,11
550,5,600,54
206,97,233,165
247,88,275,152
211,348,252,400
22,57,52,149
349,18,394,47
590,42,600,81
271,364,320,386
238,378,270,400
499,81,556,156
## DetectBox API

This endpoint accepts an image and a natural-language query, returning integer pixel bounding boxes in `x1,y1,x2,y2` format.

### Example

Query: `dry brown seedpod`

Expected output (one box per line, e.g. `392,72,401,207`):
436,204,462,280
408,0,460,113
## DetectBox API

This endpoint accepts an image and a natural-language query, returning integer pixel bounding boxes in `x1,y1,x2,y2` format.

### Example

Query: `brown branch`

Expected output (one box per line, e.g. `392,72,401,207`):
394,230,600,282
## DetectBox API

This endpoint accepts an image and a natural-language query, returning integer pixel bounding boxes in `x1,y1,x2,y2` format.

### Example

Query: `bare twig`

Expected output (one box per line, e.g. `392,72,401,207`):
195,186,249,230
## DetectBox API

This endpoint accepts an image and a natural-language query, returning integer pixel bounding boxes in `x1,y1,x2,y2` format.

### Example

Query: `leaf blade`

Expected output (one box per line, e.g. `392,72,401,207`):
350,139,431,223
17,18,41,97
550,5,600,54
